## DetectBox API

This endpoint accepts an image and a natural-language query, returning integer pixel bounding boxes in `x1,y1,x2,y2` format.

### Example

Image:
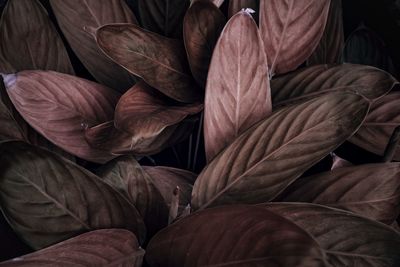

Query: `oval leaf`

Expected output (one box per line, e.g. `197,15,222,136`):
96,23,201,103
49,0,137,92
0,229,144,267
192,92,370,210
276,163,400,224
260,0,330,75
146,205,327,267
204,10,271,161
0,142,146,249
2,71,120,163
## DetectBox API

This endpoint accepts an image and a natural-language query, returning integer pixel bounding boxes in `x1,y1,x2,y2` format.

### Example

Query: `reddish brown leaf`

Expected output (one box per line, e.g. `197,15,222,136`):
183,0,226,88
96,23,201,103
193,92,369,210
50,0,137,92
260,0,330,75
0,229,144,266
146,205,327,266
204,10,271,161
2,71,120,163
0,0,74,75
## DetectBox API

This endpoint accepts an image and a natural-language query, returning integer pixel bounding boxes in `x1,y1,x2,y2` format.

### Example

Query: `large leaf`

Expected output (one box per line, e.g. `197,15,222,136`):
2,71,120,163
138,0,190,38
146,205,327,267
183,0,226,88
260,0,330,75
271,64,397,107
97,156,169,237
192,92,370,210
115,81,203,137
276,163,400,224
50,0,137,92
0,142,146,249
96,23,201,103
204,10,271,161
265,203,400,266
350,92,400,160
0,0,74,75
0,229,144,266
307,0,344,65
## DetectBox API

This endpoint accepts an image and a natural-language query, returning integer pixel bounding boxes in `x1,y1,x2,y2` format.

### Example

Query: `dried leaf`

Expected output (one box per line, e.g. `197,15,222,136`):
146,205,327,267
276,163,400,224
2,71,120,163
260,0,330,75
204,10,271,161
0,229,144,266
265,203,400,266
192,92,370,210
183,0,226,88
0,142,146,249
96,23,201,103
0,0,74,74
50,0,137,92
271,64,397,107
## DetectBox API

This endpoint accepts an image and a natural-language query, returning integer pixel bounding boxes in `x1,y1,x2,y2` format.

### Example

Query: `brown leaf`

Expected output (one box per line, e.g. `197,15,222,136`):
271,64,397,107
146,205,327,267
138,0,190,38
115,81,203,137
2,71,120,163
183,0,226,88
260,0,330,75
49,0,137,92
350,92,400,160
0,229,144,266
228,0,259,20
265,203,400,266
307,0,344,65
204,10,271,161
276,163,400,224
192,92,370,210
97,156,169,237
96,23,201,103
0,0,74,75
0,142,146,249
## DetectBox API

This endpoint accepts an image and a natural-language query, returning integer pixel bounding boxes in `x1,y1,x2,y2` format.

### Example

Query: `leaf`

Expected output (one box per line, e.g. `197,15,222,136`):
307,0,344,65
97,156,169,237
192,92,370,210
271,64,398,107
0,0,74,75
228,0,259,20
183,0,226,88
96,23,201,103
204,10,271,161
49,0,137,92
260,0,331,75
146,205,327,267
138,0,190,38
0,229,144,266
276,163,400,224
2,71,120,163
350,92,400,160
265,203,400,266
0,142,146,249
115,81,203,137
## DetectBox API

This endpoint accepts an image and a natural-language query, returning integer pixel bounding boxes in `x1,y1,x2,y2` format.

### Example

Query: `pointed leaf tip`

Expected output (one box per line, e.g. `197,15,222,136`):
1,73,17,88
242,8,256,14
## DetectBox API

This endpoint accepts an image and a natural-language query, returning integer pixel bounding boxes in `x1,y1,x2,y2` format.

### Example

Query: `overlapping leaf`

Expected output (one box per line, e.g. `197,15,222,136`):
50,0,137,92
0,229,144,266
192,92,370,210
96,23,201,103
204,10,271,161
260,0,331,75
276,163,400,224
0,80,23,143
146,205,327,267
0,142,146,249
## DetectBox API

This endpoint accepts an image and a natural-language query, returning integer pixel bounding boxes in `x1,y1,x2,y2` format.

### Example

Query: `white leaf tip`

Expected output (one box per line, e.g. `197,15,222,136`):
1,73,17,88
241,8,256,14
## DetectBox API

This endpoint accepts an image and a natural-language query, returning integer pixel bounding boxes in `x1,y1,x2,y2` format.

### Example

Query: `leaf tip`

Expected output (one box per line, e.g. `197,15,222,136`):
1,73,17,88
241,8,256,15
